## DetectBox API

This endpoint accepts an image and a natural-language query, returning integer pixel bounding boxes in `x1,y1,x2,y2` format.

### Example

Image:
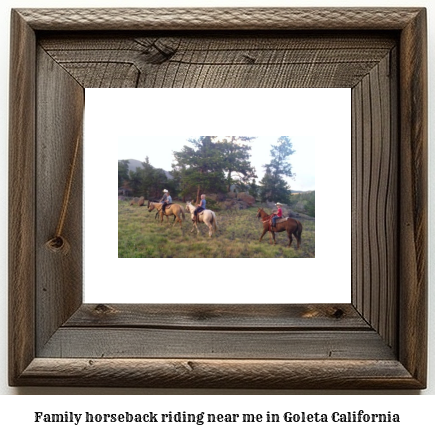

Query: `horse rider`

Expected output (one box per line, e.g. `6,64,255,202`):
160,189,168,203
161,190,172,215
271,202,283,228
193,194,206,222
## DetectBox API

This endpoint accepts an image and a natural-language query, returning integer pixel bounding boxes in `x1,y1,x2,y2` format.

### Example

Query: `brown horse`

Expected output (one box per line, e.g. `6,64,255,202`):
148,201,185,227
256,208,302,248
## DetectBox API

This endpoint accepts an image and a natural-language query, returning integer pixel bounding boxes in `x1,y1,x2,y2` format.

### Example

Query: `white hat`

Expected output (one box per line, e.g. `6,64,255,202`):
163,189,168,193
276,202,283,206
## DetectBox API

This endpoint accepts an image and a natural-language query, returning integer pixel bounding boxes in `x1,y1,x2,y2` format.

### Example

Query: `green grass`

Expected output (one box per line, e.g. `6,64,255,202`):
118,200,315,258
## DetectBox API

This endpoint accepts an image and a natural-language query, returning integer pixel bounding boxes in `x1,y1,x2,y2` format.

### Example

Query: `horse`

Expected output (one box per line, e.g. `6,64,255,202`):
149,198,163,220
256,208,302,248
185,202,217,237
147,201,185,227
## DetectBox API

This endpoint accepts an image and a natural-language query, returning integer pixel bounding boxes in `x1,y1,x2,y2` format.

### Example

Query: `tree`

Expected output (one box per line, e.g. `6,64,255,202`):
139,157,172,199
128,168,143,196
151,168,170,198
248,179,260,200
173,136,226,202
216,136,257,192
139,156,154,197
118,156,174,199
118,160,130,188
260,136,295,203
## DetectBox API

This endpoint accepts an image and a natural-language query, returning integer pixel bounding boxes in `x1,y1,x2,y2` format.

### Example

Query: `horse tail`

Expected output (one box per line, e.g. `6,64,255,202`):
212,212,217,231
181,207,185,220
295,220,303,245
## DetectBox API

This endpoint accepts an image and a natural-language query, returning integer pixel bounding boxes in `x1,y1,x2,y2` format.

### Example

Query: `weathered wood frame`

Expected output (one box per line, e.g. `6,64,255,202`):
9,8,427,389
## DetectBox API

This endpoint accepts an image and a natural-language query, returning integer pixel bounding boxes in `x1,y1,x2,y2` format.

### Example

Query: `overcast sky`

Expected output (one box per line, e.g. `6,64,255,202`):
118,135,315,191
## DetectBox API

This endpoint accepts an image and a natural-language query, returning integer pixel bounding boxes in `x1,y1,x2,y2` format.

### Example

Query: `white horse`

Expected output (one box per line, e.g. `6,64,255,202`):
185,202,217,237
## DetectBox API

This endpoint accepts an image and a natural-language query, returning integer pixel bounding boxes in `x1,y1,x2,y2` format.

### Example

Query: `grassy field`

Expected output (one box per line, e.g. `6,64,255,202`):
118,200,315,258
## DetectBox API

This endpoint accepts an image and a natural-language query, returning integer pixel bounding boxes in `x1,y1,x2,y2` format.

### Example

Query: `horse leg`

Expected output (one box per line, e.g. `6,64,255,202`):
287,230,293,248
191,220,199,234
271,231,277,245
176,213,183,228
207,220,213,237
259,227,268,242
296,222,302,248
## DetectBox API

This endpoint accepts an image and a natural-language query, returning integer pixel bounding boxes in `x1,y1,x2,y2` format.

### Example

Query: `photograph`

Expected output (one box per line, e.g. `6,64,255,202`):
118,135,315,258
84,88,350,304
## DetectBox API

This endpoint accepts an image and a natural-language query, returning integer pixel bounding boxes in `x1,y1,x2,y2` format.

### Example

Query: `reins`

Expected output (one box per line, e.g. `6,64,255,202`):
258,210,271,224
258,210,274,229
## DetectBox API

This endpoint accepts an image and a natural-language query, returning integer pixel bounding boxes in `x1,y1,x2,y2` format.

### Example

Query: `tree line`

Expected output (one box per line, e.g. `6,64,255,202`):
118,136,296,203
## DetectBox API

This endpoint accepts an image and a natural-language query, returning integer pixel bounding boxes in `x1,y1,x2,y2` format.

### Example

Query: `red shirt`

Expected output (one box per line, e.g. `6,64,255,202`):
276,208,283,218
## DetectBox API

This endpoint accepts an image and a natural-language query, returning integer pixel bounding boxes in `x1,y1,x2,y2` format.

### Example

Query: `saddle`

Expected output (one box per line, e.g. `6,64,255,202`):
275,217,288,224
193,210,204,222
269,216,288,229
162,204,172,214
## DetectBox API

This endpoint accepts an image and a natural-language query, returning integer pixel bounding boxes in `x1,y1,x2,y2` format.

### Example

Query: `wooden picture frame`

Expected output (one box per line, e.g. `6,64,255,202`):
9,8,427,389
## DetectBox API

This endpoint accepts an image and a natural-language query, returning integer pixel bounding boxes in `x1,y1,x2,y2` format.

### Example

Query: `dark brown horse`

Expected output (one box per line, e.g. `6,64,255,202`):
256,208,302,248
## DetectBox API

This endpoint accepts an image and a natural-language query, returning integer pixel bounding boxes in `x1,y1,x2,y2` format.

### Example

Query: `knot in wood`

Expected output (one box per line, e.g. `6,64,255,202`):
332,308,345,319
94,304,116,315
45,236,70,255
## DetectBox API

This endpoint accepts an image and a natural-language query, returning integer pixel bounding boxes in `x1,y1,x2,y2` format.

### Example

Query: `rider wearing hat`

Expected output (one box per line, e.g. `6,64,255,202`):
160,189,172,215
271,202,283,228
160,189,168,203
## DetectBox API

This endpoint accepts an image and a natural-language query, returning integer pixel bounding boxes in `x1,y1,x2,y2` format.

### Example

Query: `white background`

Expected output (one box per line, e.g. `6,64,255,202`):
0,0,433,419
85,88,351,303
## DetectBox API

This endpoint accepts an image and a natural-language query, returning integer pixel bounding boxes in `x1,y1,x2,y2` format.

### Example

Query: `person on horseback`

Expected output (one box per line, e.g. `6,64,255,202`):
160,189,168,203
193,194,206,223
161,190,172,215
271,202,283,228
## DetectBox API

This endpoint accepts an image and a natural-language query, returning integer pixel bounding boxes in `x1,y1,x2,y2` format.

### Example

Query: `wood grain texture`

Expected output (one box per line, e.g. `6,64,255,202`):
35,48,84,353
65,304,369,330
17,358,420,389
38,328,395,360
39,33,396,88
15,8,422,31
351,51,398,351
8,8,427,389
398,8,428,386
8,10,36,386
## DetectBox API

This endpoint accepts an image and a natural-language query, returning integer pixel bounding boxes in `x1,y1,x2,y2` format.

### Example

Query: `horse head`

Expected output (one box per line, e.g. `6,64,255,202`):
256,208,264,219
148,201,155,212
